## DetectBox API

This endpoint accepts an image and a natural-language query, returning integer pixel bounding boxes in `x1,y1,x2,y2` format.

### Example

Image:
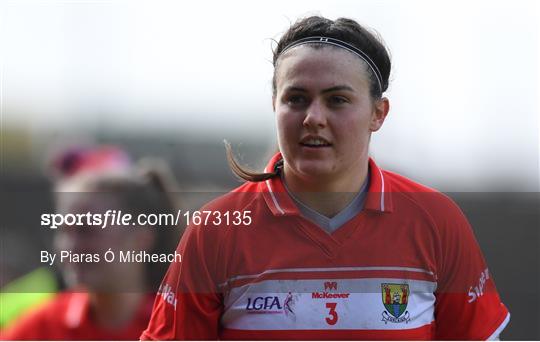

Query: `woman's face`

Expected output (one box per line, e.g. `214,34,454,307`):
273,46,387,182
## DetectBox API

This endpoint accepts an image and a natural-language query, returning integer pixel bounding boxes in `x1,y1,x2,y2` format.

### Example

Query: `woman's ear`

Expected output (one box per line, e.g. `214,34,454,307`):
370,97,389,132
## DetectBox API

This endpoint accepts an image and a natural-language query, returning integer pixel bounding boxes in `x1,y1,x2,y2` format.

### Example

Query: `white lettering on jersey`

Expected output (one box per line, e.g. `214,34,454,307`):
158,283,178,310
468,268,490,303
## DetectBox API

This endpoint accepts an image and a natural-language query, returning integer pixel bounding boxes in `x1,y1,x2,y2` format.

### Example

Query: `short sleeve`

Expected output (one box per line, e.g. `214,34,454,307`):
140,224,223,340
434,199,509,340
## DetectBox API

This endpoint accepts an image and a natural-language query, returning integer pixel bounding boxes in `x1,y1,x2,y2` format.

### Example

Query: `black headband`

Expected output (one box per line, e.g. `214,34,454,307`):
278,36,383,92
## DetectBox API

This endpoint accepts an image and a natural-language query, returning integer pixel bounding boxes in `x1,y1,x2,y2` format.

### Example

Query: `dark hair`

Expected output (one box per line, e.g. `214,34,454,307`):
273,16,391,99
227,16,392,183
225,141,280,182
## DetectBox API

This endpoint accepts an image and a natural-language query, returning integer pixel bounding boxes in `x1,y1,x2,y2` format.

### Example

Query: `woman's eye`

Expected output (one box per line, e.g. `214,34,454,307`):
286,95,307,106
329,96,348,105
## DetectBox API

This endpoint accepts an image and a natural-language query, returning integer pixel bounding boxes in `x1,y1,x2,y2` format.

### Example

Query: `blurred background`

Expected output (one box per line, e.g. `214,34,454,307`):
1,0,539,339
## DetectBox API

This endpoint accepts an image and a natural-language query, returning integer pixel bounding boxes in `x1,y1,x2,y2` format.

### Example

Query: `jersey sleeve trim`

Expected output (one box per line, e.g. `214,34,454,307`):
486,311,510,341
139,331,158,341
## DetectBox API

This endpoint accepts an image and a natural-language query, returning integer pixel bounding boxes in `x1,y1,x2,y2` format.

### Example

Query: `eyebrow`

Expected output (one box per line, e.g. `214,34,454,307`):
284,85,355,94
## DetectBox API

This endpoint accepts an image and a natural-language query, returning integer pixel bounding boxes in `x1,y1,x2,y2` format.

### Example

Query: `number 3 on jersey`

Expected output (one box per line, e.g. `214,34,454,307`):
325,302,338,325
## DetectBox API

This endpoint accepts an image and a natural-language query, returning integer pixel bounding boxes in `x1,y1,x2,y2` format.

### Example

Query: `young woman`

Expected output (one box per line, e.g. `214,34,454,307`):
2,146,180,340
142,16,509,340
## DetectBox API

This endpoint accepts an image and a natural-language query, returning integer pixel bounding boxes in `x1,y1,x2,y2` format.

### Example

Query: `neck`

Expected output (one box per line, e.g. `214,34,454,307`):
283,159,369,217
89,292,144,329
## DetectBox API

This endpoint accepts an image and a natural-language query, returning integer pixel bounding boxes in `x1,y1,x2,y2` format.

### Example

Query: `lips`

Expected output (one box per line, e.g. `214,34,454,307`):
299,135,332,147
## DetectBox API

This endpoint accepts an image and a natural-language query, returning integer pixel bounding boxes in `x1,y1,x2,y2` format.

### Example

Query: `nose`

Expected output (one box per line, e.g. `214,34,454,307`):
303,99,327,129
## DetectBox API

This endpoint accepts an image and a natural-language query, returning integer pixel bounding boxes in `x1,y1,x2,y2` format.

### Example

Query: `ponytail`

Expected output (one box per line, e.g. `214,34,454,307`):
224,140,280,182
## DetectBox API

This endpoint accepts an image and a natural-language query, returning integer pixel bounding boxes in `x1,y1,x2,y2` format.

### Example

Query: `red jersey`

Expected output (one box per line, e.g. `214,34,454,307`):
141,153,509,340
2,292,153,340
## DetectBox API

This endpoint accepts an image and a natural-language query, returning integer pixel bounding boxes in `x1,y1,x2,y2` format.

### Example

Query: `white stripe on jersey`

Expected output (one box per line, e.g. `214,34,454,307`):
377,166,386,211
265,179,285,215
222,278,436,331
219,266,435,288
487,312,510,340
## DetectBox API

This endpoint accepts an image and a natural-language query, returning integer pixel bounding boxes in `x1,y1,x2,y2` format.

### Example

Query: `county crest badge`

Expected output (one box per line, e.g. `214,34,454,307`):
381,283,411,324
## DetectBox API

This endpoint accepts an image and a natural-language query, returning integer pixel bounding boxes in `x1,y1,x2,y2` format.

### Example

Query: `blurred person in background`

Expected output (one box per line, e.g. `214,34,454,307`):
1,146,180,340
141,16,509,340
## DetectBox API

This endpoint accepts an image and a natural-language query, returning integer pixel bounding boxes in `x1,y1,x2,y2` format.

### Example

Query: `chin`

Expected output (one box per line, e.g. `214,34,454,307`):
295,161,335,179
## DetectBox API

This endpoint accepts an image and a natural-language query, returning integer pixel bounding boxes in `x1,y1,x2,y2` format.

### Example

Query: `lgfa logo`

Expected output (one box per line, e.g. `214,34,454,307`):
246,293,295,315
246,296,282,313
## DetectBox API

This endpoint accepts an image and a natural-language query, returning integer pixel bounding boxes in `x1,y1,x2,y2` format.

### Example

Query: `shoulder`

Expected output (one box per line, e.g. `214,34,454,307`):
382,169,468,228
382,169,436,192
172,182,266,286
179,181,265,250
380,169,479,275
